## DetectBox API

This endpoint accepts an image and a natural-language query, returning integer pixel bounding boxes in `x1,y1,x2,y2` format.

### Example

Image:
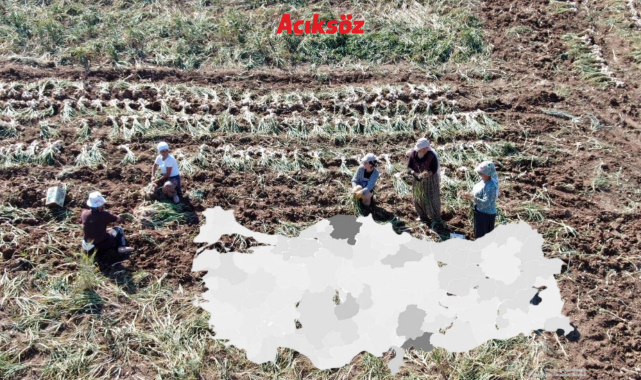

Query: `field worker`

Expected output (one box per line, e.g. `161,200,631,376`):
407,137,442,225
151,141,182,204
81,191,134,256
351,153,380,210
462,161,499,239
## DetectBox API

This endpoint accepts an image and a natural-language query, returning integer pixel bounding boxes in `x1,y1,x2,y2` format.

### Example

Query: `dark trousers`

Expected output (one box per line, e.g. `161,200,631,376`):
169,175,183,198
89,227,127,258
474,207,496,239
111,226,127,247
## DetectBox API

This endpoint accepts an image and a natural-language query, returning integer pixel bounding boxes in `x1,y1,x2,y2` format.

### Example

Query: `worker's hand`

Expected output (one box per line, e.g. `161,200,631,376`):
460,191,473,200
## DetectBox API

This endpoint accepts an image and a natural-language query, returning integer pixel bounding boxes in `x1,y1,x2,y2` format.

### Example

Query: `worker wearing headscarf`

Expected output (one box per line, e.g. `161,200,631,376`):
151,141,182,204
407,138,442,225
351,153,380,213
463,161,499,239
80,191,134,257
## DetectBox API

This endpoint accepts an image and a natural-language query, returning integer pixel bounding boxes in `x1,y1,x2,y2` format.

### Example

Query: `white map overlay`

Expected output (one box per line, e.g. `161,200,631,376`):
192,207,575,374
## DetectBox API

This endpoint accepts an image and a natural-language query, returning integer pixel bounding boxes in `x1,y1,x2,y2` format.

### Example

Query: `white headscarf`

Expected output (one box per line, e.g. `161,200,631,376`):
157,141,169,153
414,138,441,176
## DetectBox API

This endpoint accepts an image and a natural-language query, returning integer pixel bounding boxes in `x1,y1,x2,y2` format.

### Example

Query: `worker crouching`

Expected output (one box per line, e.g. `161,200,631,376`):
151,142,182,204
351,153,379,216
80,191,134,257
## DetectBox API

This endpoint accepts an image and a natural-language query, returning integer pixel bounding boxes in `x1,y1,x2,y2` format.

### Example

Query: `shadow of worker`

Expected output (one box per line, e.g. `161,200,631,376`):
360,200,409,235
91,248,138,295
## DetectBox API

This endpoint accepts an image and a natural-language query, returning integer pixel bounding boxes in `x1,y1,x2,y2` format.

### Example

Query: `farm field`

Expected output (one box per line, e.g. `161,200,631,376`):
0,0,640,379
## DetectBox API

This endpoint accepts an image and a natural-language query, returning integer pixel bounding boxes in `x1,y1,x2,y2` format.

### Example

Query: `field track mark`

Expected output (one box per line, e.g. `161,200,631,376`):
0,63,419,87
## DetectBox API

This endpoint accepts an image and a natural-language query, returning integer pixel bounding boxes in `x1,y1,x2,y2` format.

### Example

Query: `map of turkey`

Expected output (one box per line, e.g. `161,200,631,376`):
192,207,575,374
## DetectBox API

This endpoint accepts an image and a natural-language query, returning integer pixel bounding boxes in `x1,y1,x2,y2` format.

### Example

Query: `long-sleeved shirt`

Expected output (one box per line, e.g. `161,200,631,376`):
351,166,379,192
472,180,498,214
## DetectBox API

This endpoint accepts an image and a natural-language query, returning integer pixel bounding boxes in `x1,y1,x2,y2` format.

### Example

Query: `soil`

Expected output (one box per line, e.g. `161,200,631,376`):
1,0,641,379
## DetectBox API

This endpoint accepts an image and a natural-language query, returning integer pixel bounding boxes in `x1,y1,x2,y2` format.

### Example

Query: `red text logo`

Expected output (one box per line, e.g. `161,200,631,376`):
276,14,364,36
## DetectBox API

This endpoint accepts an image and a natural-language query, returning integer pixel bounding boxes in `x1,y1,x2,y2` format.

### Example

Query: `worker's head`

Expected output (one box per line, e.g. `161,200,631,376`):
87,191,106,210
157,141,169,158
361,153,378,171
476,161,497,183
415,138,431,155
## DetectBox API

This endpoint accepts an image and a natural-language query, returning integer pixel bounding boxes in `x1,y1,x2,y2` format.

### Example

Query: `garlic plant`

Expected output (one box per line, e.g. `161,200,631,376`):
108,116,120,140
118,144,137,165
39,140,63,165
218,109,239,133
257,113,279,135
257,147,273,168
383,154,411,197
176,149,197,177
191,144,213,168
0,119,18,138
311,151,327,175
75,140,105,167
220,145,251,172
0,140,62,167
76,119,92,141
61,99,76,123
337,154,352,177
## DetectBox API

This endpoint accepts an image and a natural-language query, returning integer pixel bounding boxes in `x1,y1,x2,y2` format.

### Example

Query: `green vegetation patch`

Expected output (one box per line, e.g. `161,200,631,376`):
0,0,487,69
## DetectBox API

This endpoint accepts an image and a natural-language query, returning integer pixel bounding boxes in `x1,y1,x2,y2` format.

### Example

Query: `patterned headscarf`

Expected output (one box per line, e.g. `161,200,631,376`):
476,161,499,196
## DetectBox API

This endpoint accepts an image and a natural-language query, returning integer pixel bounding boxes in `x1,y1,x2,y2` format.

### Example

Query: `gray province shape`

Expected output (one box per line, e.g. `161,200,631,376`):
381,244,424,268
334,293,360,320
396,305,427,340
328,215,362,246
401,332,434,352
357,285,373,310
